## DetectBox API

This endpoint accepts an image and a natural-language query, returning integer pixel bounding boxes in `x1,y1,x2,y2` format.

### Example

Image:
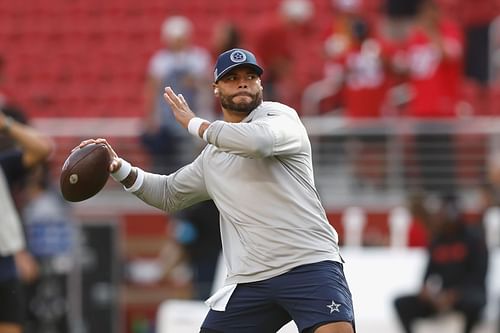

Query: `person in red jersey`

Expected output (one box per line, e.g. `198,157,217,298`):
404,0,463,119
403,0,464,195
318,5,404,190
252,0,315,110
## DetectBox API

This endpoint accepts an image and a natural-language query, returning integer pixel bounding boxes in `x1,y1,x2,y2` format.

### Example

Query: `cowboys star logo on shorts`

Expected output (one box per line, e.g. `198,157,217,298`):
327,300,341,314
230,50,246,63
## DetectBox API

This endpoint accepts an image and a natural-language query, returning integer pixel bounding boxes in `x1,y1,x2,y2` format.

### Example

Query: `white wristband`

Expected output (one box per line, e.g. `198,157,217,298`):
125,168,144,193
110,158,132,182
187,117,206,139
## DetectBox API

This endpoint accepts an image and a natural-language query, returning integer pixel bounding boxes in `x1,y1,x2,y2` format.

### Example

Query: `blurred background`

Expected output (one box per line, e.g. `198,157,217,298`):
1,0,500,332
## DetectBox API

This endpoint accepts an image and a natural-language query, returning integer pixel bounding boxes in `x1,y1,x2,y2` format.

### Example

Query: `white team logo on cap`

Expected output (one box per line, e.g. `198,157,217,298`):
230,50,246,63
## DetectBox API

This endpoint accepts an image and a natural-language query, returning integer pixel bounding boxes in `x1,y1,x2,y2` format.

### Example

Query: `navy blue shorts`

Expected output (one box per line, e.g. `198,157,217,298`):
201,260,355,333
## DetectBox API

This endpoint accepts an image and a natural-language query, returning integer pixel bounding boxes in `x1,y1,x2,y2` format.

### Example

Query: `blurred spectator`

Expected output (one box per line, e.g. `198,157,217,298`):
210,21,242,59
459,0,499,86
394,194,488,333
405,0,464,119
21,162,76,333
331,24,395,118
482,151,500,331
0,55,20,114
0,169,28,333
141,15,213,174
457,0,500,116
403,0,464,195
252,0,315,109
140,18,222,300
338,20,393,190
479,152,500,211
302,0,412,115
127,200,222,301
210,21,243,117
140,18,222,302
323,0,368,63
172,200,221,300
0,105,53,333
306,1,406,190
406,192,431,247
383,0,420,42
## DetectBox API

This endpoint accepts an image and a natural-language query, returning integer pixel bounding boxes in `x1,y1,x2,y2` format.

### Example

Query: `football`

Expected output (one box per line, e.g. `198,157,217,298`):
60,143,111,202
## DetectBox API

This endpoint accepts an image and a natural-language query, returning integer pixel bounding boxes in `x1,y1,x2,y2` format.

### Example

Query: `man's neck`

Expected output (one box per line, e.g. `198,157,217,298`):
222,102,262,123
223,109,251,123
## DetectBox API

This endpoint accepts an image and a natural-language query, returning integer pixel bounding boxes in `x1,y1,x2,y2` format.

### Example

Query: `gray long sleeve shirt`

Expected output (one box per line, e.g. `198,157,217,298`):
132,101,342,285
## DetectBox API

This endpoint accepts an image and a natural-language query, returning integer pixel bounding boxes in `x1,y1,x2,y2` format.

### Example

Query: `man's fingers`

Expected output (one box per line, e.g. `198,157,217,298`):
71,138,114,155
163,86,174,101
72,139,96,152
163,86,193,129
163,92,175,107
178,93,187,105
109,158,121,173
164,87,182,108
93,138,119,161
69,138,120,174
164,86,175,96
164,87,190,110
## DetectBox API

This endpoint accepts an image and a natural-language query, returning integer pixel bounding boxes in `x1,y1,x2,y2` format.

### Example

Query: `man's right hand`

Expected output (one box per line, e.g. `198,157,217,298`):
163,86,196,129
73,138,121,173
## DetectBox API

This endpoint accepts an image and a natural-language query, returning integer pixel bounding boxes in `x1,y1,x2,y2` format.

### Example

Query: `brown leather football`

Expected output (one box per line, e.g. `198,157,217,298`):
60,143,111,202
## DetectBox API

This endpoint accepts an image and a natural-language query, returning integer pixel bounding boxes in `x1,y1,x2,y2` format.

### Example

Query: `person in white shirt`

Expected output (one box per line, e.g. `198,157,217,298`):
76,48,355,333
142,15,213,174
0,108,53,333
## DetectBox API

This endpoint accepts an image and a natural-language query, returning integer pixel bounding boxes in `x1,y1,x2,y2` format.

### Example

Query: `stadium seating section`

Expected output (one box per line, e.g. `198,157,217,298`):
0,0,391,119
1,0,499,118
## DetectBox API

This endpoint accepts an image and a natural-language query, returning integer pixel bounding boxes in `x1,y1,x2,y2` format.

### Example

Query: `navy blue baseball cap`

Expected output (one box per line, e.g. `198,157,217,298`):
214,48,264,82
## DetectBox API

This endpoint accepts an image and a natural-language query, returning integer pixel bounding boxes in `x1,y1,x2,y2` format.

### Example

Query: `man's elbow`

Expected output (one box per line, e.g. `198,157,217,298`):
247,135,273,158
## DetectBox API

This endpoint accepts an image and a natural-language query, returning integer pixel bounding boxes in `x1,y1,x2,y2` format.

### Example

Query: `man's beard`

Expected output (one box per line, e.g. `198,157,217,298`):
220,91,263,114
